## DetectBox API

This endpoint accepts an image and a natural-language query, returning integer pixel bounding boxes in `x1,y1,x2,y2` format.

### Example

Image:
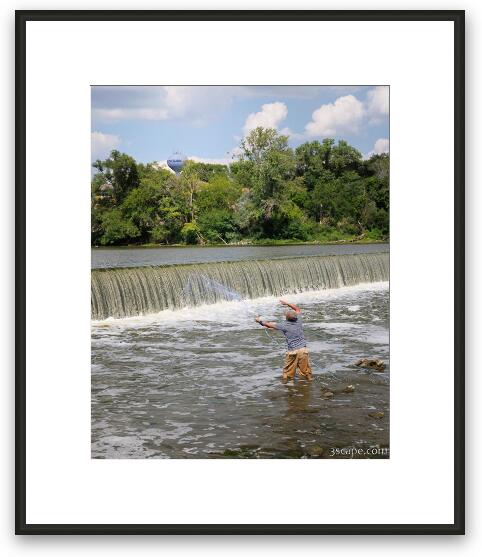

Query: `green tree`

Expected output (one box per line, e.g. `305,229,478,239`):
295,139,334,190
180,222,200,244
235,127,296,237
180,160,205,223
184,161,229,182
92,150,140,204
328,140,363,176
91,131,389,246
198,209,239,243
99,208,140,245
122,166,188,244
196,174,242,213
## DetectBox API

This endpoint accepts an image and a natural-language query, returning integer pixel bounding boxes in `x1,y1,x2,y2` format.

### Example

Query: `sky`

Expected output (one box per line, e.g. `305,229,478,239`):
91,85,389,166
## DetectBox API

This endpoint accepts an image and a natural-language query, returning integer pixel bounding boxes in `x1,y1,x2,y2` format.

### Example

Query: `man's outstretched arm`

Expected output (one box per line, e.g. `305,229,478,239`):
255,316,278,329
279,299,301,313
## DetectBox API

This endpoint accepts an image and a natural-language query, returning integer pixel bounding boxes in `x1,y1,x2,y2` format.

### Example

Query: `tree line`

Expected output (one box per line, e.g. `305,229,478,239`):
91,127,389,246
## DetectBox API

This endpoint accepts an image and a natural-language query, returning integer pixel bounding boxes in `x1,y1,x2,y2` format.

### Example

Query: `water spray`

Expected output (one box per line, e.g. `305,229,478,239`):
182,273,283,346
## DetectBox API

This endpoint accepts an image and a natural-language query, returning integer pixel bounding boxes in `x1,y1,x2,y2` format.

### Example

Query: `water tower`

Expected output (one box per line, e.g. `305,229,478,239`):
167,151,186,175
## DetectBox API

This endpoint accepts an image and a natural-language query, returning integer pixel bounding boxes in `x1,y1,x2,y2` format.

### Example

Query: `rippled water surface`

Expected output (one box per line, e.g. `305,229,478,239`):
92,243,389,269
91,283,389,459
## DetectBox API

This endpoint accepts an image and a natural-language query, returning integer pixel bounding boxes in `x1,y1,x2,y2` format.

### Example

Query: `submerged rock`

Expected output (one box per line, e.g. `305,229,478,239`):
307,446,324,458
368,411,385,419
321,388,334,399
355,358,386,372
343,384,356,393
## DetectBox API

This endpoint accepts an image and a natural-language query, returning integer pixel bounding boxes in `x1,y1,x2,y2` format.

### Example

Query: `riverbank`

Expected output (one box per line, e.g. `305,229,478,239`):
92,237,389,249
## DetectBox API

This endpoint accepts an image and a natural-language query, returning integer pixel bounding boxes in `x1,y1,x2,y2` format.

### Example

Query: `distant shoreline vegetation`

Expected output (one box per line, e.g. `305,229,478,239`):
91,127,389,247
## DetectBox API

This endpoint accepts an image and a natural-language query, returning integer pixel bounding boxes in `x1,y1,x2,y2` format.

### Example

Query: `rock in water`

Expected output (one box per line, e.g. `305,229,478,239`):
343,384,355,393
307,446,324,458
321,388,334,399
368,411,385,419
355,358,386,372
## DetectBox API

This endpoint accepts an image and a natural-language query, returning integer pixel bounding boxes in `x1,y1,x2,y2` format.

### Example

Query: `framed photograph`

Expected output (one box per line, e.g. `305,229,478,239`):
16,10,464,534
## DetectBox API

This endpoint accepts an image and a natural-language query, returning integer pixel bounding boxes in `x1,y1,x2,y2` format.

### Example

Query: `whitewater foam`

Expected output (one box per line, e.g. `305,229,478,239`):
92,281,388,328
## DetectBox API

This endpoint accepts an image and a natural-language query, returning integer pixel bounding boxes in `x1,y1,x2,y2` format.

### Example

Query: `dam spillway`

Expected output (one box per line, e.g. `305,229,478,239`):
91,252,389,320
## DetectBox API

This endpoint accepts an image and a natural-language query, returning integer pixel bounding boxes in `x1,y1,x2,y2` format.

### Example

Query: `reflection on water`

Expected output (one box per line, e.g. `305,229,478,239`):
91,283,389,459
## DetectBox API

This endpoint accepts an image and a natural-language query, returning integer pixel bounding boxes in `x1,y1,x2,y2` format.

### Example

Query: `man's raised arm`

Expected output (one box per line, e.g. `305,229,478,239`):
279,299,301,314
255,316,278,329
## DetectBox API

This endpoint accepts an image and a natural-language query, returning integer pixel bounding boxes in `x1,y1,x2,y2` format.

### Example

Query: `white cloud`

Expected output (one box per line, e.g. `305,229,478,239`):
92,86,235,124
153,161,176,174
187,155,234,166
364,137,389,159
92,87,389,139
92,86,329,124
242,102,288,136
161,86,234,124
154,155,235,173
300,88,388,139
93,108,169,121
279,127,304,140
365,86,389,124
374,138,389,153
304,95,365,137
91,131,121,160
239,85,361,99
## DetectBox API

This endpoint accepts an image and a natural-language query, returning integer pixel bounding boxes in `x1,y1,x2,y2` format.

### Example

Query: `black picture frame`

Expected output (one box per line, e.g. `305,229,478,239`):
15,9,465,535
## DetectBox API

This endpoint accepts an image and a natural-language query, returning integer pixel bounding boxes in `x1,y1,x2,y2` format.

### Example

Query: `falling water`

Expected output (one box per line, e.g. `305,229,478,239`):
91,252,389,320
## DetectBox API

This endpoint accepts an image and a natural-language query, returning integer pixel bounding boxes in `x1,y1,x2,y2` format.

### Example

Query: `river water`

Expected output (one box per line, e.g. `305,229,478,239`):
92,243,389,269
91,283,389,459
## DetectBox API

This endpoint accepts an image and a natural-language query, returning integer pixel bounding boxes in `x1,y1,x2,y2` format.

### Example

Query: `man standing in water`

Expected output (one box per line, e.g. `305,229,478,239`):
255,299,313,382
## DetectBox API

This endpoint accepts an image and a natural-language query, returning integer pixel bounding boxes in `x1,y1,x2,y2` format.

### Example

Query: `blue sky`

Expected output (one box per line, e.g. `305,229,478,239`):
91,86,389,166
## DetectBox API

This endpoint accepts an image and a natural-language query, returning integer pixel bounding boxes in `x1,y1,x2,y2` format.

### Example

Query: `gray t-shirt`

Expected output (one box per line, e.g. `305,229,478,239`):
275,315,306,351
